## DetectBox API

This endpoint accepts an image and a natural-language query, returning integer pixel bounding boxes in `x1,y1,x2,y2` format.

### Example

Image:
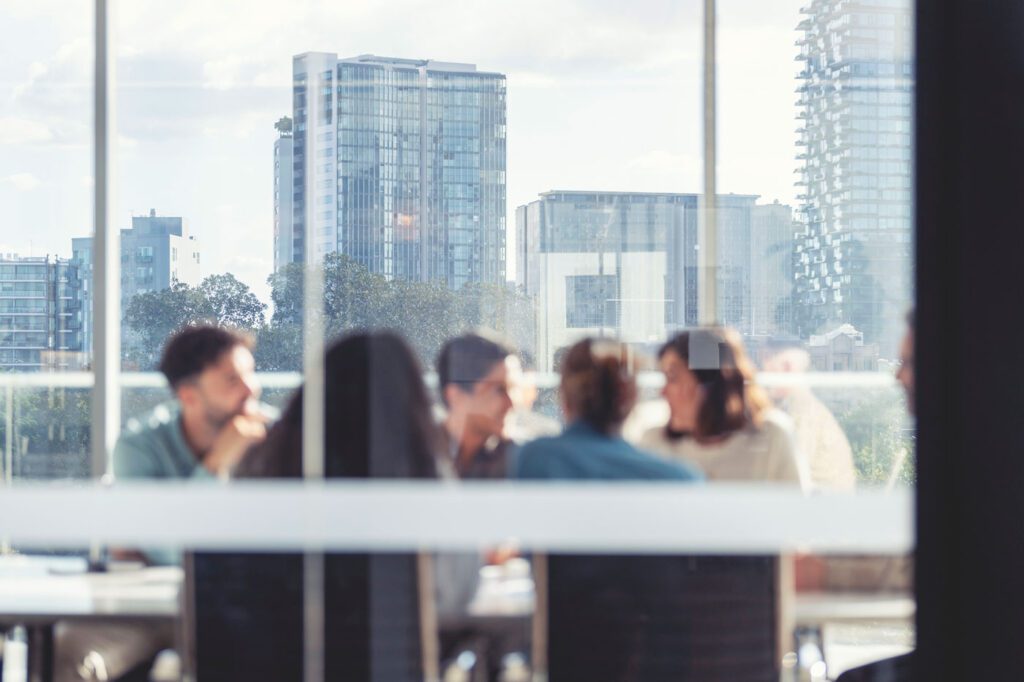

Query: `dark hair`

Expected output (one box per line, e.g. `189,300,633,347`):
159,325,254,390
237,331,439,479
436,332,513,406
560,338,638,435
659,327,770,440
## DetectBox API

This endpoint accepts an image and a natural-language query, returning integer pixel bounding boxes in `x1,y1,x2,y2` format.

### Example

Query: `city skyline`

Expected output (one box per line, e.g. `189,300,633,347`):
0,0,807,308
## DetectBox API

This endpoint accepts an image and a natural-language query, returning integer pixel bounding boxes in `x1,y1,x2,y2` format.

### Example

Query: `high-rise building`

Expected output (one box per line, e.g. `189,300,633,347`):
750,201,797,337
794,0,913,357
0,254,84,371
273,116,295,273
515,191,762,371
291,53,507,288
72,209,201,357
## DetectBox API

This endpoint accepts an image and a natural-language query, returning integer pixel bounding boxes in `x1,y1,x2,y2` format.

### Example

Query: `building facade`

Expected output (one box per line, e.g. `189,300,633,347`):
516,191,766,371
750,201,797,338
72,209,201,358
273,117,295,273
794,0,914,358
0,254,84,371
291,53,507,288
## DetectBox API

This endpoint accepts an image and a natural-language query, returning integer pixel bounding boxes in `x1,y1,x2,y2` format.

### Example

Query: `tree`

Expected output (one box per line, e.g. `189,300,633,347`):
200,273,267,331
834,388,915,486
123,275,266,370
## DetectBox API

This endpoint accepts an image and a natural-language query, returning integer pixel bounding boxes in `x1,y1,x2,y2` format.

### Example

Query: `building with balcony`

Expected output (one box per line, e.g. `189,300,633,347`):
0,254,84,371
72,209,201,358
793,0,913,358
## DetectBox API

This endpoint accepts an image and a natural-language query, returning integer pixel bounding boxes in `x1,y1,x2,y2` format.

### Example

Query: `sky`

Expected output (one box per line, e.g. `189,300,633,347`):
0,0,805,307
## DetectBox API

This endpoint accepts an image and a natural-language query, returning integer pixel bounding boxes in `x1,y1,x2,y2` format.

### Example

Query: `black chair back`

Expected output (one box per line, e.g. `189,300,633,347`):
186,552,427,681
541,554,780,682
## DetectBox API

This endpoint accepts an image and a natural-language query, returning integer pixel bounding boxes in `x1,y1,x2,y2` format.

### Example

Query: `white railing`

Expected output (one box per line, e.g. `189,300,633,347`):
0,481,913,554
0,370,898,391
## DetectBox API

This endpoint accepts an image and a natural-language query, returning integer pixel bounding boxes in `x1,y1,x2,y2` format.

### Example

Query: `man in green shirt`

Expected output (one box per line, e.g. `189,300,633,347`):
114,325,268,481
56,326,270,680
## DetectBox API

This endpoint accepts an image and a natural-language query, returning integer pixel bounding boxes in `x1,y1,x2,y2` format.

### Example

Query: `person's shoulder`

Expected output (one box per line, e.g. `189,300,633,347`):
631,443,703,481
517,434,566,459
758,408,796,440
120,402,179,442
515,434,570,479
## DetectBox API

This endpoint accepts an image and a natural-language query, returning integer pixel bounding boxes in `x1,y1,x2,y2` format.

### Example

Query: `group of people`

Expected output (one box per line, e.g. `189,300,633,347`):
83,320,916,680
113,324,835,495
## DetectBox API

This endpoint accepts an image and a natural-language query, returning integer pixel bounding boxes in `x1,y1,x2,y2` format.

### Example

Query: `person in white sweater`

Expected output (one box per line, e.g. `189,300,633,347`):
638,327,809,489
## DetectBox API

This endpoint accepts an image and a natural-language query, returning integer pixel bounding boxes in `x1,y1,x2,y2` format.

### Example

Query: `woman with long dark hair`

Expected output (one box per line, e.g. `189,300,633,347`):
200,332,445,681
237,331,441,479
515,337,701,481
639,327,806,486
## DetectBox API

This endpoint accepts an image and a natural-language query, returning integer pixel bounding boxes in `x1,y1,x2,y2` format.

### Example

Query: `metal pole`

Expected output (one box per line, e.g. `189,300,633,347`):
92,0,119,481
302,62,326,682
698,0,718,326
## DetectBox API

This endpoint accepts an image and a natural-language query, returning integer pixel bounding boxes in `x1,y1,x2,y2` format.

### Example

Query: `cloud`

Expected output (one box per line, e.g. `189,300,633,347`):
0,117,55,145
2,172,41,191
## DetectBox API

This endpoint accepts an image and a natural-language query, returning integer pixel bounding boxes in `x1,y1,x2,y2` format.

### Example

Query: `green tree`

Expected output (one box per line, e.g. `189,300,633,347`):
123,274,266,370
835,388,915,486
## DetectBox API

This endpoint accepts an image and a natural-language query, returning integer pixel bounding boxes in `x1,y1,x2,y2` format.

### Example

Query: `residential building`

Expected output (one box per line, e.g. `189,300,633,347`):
0,254,84,371
794,0,914,358
72,209,201,358
291,53,507,287
808,323,880,372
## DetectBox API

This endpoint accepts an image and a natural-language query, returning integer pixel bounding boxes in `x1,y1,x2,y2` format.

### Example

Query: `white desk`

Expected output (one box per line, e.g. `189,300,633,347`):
0,557,181,682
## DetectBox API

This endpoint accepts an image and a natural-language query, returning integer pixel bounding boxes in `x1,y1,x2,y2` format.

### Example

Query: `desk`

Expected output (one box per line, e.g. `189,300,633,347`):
793,592,914,680
0,558,181,682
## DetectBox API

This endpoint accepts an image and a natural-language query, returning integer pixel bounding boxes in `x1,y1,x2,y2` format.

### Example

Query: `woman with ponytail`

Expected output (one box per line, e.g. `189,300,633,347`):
639,327,807,487
514,338,701,481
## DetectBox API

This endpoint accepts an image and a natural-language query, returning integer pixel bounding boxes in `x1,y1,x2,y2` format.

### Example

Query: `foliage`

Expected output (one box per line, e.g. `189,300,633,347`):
123,274,267,370
122,255,534,373
833,388,915,486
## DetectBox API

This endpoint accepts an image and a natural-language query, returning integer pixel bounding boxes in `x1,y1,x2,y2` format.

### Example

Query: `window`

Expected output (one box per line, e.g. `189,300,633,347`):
566,274,620,328
0,1,917,677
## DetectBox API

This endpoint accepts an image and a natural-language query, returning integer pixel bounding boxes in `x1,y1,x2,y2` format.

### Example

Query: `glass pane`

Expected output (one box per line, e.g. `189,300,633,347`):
719,0,915,675
0,1,93,480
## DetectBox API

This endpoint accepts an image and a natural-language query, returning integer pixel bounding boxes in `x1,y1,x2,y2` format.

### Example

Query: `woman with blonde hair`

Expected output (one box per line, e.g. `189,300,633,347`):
639,327,807,486
515,337,701,481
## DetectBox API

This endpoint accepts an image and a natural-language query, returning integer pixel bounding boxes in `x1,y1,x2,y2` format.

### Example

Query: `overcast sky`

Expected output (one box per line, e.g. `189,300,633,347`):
0,0,804,305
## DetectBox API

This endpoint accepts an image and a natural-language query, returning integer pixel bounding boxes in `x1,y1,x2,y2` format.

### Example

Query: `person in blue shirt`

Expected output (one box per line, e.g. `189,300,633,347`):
515,338,702,482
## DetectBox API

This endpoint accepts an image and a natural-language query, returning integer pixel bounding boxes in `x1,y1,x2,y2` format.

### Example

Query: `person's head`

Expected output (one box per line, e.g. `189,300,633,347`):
559,338,639,435
507,353,540,411
761,340,811,399
896,309,914,414
159,325,259,431
436,332,514,442
658,327,770,440
239,331,439,479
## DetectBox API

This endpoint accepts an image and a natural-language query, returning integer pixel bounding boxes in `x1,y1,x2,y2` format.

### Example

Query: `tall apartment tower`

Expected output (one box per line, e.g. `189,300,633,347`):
290,53,507,288
793,0,913,357
0,254,83,371
273,117,295,273
72,210,201,358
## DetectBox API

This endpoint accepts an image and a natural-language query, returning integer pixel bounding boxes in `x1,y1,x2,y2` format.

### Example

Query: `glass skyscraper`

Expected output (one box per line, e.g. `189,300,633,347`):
291,53,507,288
794,0,913,357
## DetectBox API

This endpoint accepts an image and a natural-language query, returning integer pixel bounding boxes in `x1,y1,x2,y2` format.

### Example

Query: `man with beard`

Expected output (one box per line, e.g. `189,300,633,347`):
55,327,270,681
114,325,269,482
